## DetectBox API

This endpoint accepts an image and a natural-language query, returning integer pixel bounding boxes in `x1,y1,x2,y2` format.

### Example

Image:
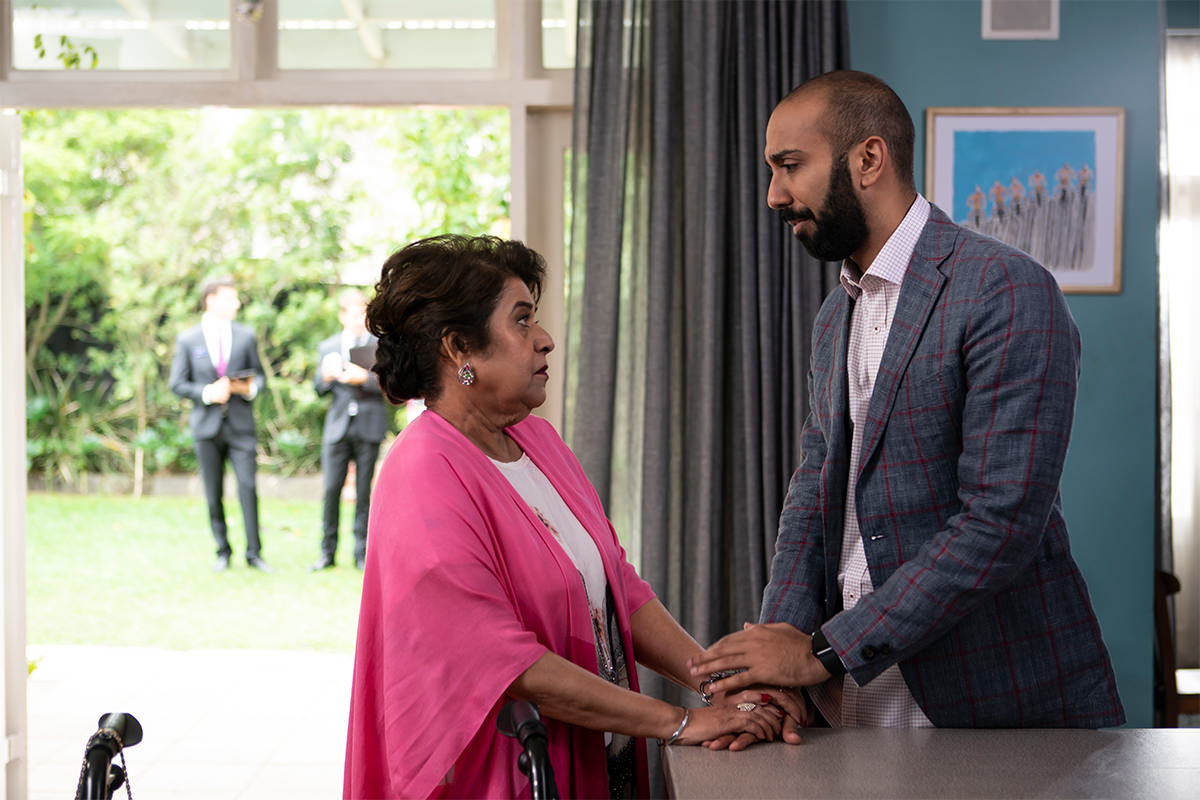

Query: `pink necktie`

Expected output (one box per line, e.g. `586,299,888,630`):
217,329,227,377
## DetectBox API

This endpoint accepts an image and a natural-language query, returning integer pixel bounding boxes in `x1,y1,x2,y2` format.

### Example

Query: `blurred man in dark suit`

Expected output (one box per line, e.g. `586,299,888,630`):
311,288,387,571
169,277,270,572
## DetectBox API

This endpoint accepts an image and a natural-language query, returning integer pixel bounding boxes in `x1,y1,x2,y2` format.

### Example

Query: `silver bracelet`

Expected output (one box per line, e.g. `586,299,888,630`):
659,708,690,746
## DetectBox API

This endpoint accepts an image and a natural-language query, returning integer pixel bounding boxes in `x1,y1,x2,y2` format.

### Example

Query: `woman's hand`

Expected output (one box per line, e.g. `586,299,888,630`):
668,700,784,747
702,687,810,750
715,686,808,729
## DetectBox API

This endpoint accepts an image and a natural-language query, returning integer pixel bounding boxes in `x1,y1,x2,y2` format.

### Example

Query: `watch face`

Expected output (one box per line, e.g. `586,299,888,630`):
812,630,846,675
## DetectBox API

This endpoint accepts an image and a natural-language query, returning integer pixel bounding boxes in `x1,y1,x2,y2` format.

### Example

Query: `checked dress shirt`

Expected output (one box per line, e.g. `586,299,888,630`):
808,194,935,728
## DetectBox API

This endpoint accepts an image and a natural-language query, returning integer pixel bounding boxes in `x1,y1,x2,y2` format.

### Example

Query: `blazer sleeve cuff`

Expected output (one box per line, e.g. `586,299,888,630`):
822,612,900,687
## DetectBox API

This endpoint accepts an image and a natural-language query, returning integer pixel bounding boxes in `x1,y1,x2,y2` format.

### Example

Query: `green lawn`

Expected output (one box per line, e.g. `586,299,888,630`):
26,492,366,653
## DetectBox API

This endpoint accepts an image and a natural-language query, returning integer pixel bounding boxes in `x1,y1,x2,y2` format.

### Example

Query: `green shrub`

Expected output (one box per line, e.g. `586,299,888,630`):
24,107,510,486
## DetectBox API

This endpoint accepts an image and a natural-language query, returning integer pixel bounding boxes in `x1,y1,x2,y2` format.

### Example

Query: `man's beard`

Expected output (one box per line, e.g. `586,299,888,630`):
782,153,869,263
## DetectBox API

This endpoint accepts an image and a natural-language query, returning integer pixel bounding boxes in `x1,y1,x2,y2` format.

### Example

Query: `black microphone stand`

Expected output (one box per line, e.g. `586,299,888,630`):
76,712,143,800
497,701,561,800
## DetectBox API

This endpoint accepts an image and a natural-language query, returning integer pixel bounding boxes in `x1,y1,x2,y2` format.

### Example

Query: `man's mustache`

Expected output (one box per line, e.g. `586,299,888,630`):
780,208,815,224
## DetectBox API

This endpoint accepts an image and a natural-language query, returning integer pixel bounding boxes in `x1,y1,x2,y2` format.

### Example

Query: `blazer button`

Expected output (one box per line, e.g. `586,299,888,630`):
880,644,892,656
861,646,877,660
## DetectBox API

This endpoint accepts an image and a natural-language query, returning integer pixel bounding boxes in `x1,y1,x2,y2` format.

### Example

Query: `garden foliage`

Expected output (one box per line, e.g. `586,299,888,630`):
23,107,511,488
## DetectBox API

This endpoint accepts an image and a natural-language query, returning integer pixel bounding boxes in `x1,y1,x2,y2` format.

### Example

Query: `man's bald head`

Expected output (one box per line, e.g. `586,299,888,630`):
780,70,916,191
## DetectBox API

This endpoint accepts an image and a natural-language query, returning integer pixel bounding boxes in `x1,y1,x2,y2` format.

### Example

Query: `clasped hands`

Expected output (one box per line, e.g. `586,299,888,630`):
684,622,833,750
206,375,253,404
321,353,369,386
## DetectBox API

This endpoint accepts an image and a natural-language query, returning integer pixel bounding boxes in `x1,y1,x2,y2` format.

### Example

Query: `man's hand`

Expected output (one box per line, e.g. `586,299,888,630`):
687,622,831,695
337,362,370,385
702,685,808,751
706,712,805,751
227,376,253,396
320,352,344,382
206,377,232,404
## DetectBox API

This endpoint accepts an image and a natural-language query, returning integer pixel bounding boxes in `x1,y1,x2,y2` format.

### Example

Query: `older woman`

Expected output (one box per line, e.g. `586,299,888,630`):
344,235,797,799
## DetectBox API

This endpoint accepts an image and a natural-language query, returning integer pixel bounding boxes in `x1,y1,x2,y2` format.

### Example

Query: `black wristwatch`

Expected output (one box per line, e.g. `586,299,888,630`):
811,629,847,676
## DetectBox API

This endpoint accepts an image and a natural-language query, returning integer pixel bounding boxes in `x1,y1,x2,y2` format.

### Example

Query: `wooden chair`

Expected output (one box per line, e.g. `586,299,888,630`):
1155,570,1200,726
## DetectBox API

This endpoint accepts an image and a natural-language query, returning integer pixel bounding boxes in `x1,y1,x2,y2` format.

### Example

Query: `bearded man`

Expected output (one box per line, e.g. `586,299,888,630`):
690,70,1124,739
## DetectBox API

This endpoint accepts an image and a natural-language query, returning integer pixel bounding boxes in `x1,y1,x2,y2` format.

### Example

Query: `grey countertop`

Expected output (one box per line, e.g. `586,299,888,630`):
662,728,1200,799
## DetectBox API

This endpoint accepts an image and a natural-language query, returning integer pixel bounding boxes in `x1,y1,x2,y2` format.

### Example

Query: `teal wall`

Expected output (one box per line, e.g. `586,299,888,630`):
847,0,1161,726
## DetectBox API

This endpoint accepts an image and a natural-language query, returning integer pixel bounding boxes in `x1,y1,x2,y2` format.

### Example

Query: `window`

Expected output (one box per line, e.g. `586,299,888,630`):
13,0,231,71
277,0,496,70
1165,31,1200,670
542,0,574,69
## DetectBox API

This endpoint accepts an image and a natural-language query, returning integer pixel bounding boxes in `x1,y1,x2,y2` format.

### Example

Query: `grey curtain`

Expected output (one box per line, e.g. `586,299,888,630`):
564,0,849,669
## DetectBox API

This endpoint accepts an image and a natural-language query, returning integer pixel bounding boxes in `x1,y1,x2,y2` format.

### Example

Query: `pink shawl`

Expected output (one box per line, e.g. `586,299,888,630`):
344,412,655,799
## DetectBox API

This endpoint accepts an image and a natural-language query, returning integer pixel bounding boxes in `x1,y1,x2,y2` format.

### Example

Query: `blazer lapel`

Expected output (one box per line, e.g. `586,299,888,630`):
187,327,218,379
856,209,957,477
230,325,261,377
228,326,248,367
823,293,853,612
827,296,853,468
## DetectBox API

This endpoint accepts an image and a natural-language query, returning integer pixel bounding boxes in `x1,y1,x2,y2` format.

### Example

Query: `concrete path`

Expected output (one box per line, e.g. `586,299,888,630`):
27,645,351,799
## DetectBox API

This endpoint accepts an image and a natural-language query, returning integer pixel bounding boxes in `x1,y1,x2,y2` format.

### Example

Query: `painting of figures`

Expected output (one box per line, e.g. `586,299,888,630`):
926,108,1125,293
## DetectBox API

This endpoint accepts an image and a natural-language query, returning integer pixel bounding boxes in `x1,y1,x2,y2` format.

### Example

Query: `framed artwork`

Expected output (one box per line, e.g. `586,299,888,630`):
981,0,1059,40
925,106,1125,294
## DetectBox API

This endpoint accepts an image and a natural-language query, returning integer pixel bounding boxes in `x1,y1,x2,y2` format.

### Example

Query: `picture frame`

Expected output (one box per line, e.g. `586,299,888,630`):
925,106,1125,294
981,0,1059,40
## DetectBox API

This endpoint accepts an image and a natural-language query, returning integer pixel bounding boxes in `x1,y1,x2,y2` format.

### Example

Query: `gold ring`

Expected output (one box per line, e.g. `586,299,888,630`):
736,702,756,712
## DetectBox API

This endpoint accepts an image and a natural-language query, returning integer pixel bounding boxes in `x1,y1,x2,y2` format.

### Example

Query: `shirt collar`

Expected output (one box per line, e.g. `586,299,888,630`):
839,193,931,298
201,313,230,331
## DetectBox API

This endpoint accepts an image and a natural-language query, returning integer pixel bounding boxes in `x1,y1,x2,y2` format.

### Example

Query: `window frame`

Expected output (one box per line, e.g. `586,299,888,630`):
0,3,574,796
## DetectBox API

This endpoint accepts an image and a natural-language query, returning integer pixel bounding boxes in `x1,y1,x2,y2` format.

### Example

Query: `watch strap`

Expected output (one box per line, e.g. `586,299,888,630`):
811,628,847,676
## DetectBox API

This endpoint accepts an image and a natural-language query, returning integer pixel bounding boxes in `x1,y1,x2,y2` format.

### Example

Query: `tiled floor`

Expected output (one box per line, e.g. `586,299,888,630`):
27,645,352,799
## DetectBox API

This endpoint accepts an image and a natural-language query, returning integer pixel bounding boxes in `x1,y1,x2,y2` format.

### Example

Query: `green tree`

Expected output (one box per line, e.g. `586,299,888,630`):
88,109,369,489
23,107,513,490
23,110,177,484
385,107,511,237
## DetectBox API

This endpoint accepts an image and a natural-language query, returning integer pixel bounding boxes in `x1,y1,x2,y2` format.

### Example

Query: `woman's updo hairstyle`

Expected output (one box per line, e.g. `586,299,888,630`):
366,234,545,404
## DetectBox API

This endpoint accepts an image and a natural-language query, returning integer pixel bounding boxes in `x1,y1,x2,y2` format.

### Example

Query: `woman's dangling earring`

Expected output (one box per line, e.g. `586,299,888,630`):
457,363,476,386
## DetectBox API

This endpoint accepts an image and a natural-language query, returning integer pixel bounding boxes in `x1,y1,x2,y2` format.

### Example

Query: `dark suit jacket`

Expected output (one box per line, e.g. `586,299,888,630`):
168,322,266,442
761,204,1124,728
315,333,387,445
